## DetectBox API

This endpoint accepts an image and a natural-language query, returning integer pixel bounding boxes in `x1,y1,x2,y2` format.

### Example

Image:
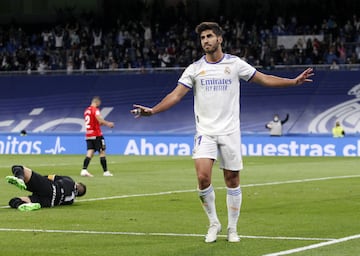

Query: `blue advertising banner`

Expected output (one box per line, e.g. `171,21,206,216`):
0,70,359,135
1,133,359,157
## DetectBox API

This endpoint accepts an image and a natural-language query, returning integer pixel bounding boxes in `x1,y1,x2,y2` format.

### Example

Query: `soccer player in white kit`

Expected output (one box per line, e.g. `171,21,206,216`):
132,22,314,243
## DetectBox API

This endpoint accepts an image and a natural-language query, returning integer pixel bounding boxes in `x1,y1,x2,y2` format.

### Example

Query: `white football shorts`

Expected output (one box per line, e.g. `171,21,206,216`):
192,130,243,171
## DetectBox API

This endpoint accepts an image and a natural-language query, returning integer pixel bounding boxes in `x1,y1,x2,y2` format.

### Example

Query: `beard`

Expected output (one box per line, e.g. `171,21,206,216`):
203,41,220,54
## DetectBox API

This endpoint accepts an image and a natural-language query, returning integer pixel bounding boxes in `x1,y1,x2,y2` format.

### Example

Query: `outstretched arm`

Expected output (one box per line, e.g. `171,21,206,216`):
132,84,190,117
251,68,314,87
281,113,289,124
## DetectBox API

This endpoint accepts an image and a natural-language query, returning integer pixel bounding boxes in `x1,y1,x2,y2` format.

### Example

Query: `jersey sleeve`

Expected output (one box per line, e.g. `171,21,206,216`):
178,64,195,89
95,109,100,116
236,58,257,82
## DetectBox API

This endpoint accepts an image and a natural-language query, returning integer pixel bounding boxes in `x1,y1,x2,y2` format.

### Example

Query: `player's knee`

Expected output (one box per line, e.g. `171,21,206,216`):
11,165,24,175
11,165,24,171
197,174,211,189
197,172,210,182
224,170,239,187
226,179,239,188
9,197,26,209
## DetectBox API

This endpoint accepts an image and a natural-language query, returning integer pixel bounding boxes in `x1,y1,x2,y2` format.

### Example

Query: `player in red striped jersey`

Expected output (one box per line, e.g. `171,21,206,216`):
81,96,114,177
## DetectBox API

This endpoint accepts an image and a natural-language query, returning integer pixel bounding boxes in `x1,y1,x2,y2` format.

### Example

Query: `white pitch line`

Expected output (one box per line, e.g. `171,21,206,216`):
0,175,356,247
0,228,334,241
1,174,359,208
241,174,360,188
76,189,197,202
241,235,334,241
263,233,360,256
76,174,360,203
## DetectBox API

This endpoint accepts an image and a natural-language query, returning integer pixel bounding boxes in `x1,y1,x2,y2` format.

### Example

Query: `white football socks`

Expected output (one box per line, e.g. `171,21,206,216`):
226,186,242,231
199,184,242,230
198,184,220,225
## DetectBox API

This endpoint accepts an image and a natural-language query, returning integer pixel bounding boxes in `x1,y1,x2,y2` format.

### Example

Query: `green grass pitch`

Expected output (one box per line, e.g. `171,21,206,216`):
0,155,359,256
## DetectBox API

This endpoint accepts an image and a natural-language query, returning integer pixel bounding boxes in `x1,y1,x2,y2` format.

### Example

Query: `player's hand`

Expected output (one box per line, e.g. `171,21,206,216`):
131,104,153,118
107,122,114,128
295,67,314,85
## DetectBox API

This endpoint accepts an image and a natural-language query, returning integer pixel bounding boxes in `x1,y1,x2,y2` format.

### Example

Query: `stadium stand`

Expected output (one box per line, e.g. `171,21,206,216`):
0,1,359,72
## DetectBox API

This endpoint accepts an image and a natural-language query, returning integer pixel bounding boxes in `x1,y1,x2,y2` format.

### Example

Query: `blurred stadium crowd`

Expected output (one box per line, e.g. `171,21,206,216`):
0,4,360,72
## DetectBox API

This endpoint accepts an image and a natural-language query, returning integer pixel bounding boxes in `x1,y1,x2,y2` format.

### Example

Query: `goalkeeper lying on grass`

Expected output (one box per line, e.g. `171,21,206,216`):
5,165,86,211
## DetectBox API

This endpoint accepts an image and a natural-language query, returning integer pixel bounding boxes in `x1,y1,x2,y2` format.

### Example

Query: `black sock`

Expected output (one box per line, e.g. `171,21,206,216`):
83,157,91,169
100,157,107,172
12,165,24,180
9,197,26,209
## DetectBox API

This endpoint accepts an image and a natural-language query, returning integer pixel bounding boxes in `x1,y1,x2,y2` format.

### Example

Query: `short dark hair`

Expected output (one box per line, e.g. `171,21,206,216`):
92,96,101,102
76,182,87,197
195,22,224,36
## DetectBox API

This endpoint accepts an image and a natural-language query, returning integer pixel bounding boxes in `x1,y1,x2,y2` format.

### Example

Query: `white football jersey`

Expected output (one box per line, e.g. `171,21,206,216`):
178,54,256,135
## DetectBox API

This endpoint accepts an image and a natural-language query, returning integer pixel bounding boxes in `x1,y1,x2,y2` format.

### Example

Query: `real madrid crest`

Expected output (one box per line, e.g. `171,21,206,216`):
224,66,231,74
308,83,360,133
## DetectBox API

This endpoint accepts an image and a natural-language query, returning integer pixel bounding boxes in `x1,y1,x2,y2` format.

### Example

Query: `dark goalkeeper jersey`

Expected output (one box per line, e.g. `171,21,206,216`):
31,175,77,207
27,170,78,208
52,175,77,206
